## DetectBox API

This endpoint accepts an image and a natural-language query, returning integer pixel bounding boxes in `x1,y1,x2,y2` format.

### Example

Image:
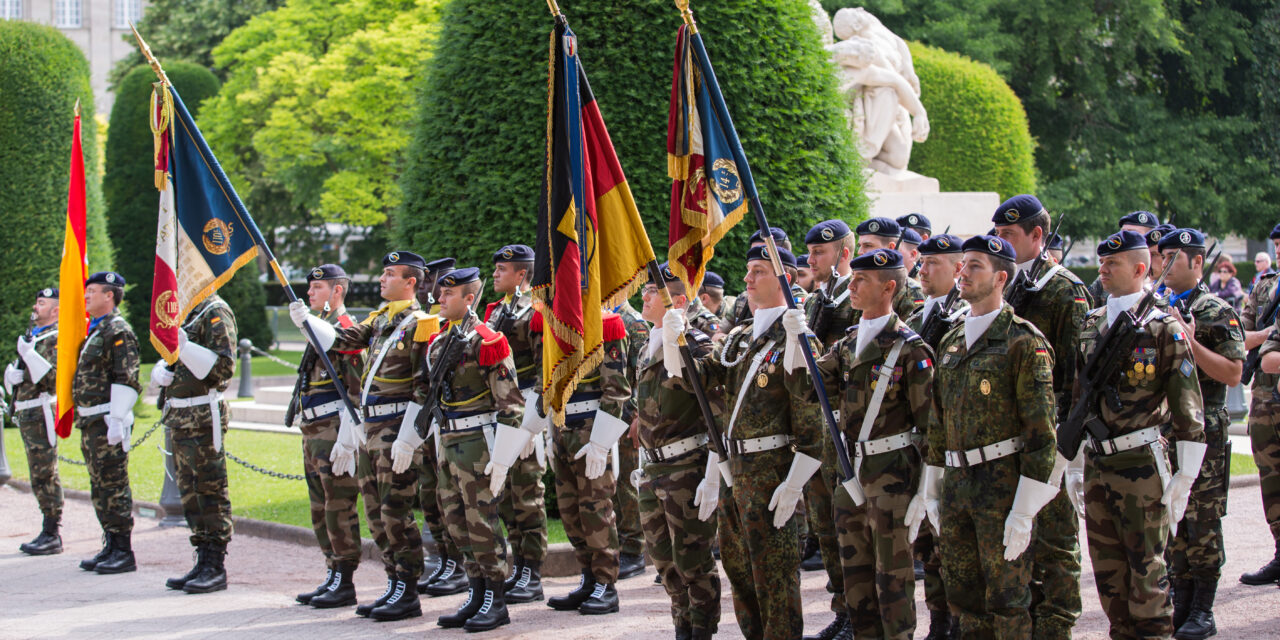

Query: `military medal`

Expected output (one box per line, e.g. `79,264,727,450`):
1145,363,1155,376
756,372,769,388
980,379,991,395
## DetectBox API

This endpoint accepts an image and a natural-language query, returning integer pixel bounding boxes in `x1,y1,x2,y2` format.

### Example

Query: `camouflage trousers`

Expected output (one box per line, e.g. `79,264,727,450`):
301,415,362,567
551,422,619,583
806,431,845,615
832,472,916,640
1085,444,1173,640
1028,491,1082,639
638,455,721,634
498,447,547,563
437,429,508,583
613,436,644,556
78,418,133,535
167,403,233,547
719,451,803,640
912,527,947,613
418,433,460,561
17,412,62,520
360,420,424,580
1169,406,1230,583
1249,397,1280,544
938,462,1033,640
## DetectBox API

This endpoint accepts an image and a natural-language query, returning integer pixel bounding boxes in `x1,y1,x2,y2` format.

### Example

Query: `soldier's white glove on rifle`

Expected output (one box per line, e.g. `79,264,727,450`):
106,383,138,452
150,361,174,387
390,402,425,474
662,309,686,378
17,336,51,383
906,465,944,543
769,452,821,528
575,410,629,480
1003,476,1060,561
4,363,23,393
485,424,533,496
693,451,721,522
329,409,360,477
289,300,335,351
1164,440,1208,536
781,309,810,373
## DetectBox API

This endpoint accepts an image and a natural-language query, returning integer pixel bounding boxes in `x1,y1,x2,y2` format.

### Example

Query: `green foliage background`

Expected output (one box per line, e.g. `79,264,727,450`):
0,22,114,356
906,42,1035,198
398,0,867,282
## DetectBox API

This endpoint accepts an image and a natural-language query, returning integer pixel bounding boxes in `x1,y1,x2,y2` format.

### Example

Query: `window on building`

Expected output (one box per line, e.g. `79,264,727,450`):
0,0,21,21
115,0,141,28
56,0,81,28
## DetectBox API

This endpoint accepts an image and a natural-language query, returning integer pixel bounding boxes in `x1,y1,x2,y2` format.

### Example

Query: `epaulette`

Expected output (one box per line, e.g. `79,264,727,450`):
530,310,544,333
602,312,626,342
337,314,355,329
483,301,501,323
413,312,441,342
474,323,511,366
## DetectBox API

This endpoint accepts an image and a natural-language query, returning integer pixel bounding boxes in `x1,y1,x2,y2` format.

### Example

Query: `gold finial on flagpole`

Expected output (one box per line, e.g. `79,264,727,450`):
73,98,81,118
674,0,698,33
129,22,170,86
545,0,562,17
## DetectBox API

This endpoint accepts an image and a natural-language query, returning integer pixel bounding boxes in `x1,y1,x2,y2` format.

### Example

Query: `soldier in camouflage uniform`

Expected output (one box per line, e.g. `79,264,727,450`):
1156,229,1246,639
152,293,237,594
484,244,548,603
288,265,367,608
695,271,730,341
73,271,142,575
422,267,524,632
635,265,721,640
798,249,933,640
11,288,62,556
993,194,1093,640
684,245,823,640
614,298,649,580
896,213,932,242
544,309,632,615
294,250,439,621
912,236,1060,638
853,218,924,322
722,227,794,333
1076,230,1206,640
1240,224,1280,587
1087,211,1163,305
685,295,723,338
903,234,967,640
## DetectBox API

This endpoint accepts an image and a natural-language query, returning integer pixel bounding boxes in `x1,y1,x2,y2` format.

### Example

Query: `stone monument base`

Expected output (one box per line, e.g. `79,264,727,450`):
865,170,999,238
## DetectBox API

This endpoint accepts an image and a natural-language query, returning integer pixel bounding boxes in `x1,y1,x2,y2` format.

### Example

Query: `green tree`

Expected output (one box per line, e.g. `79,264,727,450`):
399,0,866,277
0,22,114,353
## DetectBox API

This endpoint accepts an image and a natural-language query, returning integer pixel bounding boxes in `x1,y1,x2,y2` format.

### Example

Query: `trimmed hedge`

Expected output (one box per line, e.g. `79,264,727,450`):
398,0,867,289
0,22,114,353
906,42,1036,198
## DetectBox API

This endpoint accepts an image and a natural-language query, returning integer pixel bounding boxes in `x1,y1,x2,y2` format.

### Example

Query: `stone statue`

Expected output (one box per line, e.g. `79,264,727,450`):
809,0,834,46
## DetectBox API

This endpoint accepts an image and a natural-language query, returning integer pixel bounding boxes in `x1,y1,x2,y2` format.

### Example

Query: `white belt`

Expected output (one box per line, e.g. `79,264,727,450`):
301,400,343,422
444,412,498,432
846,431,914,458
644,434,708,463
14,396,54,411
77,402,111,417
945,436,1024,468
727,434,791,457
1089,426,1161,456
18,393,56,447
166,391,226,452
564,399,601,417
363,402,409,418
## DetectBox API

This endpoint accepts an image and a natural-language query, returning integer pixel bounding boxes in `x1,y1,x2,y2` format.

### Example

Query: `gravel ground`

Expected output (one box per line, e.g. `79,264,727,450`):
0,479,1276,639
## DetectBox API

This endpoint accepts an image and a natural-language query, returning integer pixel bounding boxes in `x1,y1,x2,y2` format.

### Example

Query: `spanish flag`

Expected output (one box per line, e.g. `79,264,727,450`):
55,103,88,438
532,18,654,425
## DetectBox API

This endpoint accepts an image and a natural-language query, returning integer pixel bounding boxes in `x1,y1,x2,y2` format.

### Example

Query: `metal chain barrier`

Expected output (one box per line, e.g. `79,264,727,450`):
245,343,299,369
56,420,162,467
224,448,306,481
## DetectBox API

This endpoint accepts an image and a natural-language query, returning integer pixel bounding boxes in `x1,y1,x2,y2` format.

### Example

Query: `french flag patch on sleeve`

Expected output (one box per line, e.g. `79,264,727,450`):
1173,331,1186,342
918,358,932,370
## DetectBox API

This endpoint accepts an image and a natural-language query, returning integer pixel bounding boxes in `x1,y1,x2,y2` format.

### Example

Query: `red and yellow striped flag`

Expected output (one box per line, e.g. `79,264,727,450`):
55,103,89,438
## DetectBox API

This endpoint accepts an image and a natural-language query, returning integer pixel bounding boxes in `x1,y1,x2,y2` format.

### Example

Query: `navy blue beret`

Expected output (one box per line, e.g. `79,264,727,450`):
35,287,59,300
702,271,725,289
1269,224,1280,240
896,213,931,235
86,271,125,287
992,194,1046,225
796,254,811,268
383,251,426,269
746,244,797,269
438,267,480,287
1145,223,1175,247
1118,210,1159,229
849,249,903,271
961,235,1017,262
918,234,963,255
306,264,348,283
654,262,680,283
424,256,456,273
900,228,922,245
856,217,900,238
1156,228,1205,251
1047,235,1065,251
492,245,534,263
749,226,789,245
805,220,851,244
1097,230,1149,256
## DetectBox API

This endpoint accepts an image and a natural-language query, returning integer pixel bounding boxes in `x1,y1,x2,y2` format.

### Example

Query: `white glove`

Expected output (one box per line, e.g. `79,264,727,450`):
574,409,629,480
177,331,220,380
17,337,51,383
768,452,821,528
781,308,809,338
485,424,533,495
289,300,310,328
15,336,34,358
521,437,537,459
4,363,23,393
630,467,645,490
290,300,337,351
150,361,174,387
662,309,686,378
519,389,549,435
1164,440,1208,534
1003,476,1060,561
781,309,809,373
390,402,425,474
693,451,721,522
105,416,126,446
329,409,360,477
906,465,943,542
1063,457,1085,518
107,383,139,452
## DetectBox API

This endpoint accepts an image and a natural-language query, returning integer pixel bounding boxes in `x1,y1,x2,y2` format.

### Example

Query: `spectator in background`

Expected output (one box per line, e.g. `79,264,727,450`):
1249,252,1275,294
1209,256,1244,309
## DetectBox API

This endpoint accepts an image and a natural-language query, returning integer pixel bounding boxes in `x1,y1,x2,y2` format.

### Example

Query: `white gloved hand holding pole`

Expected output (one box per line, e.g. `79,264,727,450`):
662,309,686,379
781,309,810,373
574,409,629,480
289,300,336,351
1164,440,1208,535
768,452,821,528
693,451,721,522
1003,476,1060,561
390,402,425,474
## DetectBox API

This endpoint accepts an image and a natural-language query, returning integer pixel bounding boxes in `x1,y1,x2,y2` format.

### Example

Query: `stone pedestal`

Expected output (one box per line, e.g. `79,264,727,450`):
865,170,999,238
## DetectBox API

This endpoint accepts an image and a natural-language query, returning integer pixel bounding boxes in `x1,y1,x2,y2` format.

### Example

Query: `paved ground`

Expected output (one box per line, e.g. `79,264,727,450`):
1,480,1277,639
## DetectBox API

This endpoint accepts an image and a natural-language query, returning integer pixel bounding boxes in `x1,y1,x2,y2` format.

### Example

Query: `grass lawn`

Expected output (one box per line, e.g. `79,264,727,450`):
3,401,568,545
1231,452,1259,477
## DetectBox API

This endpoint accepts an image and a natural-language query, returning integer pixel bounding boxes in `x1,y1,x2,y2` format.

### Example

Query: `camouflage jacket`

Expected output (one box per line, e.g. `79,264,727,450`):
634,327,717,454
1007,265,1092,421
334,299,439,408
928,303,1057,483
1174,286,1245,408
617,301,649,424
803,272,855,348
811,314,932,480
718,294,740,333
485,291,541,392
73,309,141,410
904,295,969,350
1075,303,1204,444
1256,331,1280,404
296,306,364,410
12,324,57,407
425,313,523,434
167,296,238,398
559,313,632,426
685,297,724,338
1242,272,1280,397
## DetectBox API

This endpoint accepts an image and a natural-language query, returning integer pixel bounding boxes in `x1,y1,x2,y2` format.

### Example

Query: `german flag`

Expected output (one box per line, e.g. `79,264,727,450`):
532,18,654,425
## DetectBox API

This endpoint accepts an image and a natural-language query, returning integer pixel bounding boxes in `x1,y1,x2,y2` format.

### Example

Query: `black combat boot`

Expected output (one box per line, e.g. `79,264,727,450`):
438,577,485,628
1239,543,1280,585
675,624,693,640
168,545,208,590
577,582,619,615
19,516,63,556
310,562,358,608
689,628,715,640
1174,580,1218,640
463,578,511,632
505,558,544,604
425,557,469,596
922,608,952,640
804,612,850,640
418,543,445,592
801,537,824,572
94,531,137,574
618,552,646,580
79,532,113,571
503,556,524,591
183,543,227,593
547,570,596,611
370,578,421,621
296,567,336,604
1172,578,1195,629
357,575,396,617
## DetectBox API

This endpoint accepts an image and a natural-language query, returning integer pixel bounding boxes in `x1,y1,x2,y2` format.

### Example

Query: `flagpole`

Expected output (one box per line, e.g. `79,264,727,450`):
672,0,855,483
130,25,363,427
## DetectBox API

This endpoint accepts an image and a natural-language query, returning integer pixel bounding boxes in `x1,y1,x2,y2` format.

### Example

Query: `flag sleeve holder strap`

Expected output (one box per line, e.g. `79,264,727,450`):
673,0,853,482
131,25,361,427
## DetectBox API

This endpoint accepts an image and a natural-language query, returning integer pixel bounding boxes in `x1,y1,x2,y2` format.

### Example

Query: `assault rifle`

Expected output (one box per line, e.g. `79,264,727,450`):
1006,213,1067,314
918,285,960,350
805,266,840,344
1057,250,1179,459
1242,266,1280,386
417,281,485,438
